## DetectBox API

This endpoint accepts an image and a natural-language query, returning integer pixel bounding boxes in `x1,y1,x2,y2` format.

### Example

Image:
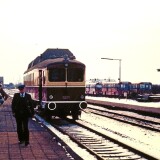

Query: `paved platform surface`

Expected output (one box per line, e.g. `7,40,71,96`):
0,98,73,160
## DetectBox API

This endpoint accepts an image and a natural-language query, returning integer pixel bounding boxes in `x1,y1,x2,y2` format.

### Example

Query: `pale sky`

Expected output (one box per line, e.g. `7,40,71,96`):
1,0,160,84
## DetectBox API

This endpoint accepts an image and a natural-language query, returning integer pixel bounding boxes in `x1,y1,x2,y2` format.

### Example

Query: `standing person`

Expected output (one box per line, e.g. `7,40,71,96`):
11,84,35,146
0,84,8,104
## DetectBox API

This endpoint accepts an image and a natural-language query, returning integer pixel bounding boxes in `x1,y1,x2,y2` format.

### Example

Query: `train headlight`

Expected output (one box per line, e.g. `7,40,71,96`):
65,63,68,67
49,95,53,99
80,95,85,99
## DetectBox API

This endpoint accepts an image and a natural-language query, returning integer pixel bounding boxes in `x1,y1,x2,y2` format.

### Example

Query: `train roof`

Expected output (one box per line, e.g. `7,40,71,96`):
27,48,76,70
131,82,152,84
24,57,85,74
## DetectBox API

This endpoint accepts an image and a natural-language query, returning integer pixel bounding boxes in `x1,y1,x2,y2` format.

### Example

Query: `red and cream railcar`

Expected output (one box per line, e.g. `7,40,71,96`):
102,81,132,98
102,81,119,97
85,81,103,96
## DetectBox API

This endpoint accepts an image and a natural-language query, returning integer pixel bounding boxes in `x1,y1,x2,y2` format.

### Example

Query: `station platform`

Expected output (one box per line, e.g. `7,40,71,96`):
0,98,73,160
86,96,160,116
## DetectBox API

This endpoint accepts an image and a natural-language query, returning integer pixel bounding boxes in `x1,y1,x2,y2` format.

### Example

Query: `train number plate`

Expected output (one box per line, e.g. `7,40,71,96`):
62,96,70,100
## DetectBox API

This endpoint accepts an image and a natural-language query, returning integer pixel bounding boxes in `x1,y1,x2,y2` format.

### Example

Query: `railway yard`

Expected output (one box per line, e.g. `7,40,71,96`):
0,89,160,160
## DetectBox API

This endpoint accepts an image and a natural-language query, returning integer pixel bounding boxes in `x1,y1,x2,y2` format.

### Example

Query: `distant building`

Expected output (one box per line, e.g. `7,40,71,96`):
4,83,15,89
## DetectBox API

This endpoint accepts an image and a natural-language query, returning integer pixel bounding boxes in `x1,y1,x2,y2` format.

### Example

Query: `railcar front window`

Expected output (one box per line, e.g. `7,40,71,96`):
121,84,125,89
146,84,152,89
49,69,65,82
140,84,145,89
68,68,84,82
95,84,102,89
96,84,102,88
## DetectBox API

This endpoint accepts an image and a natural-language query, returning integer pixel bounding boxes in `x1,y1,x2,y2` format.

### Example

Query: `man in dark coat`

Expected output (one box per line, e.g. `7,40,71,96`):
0,84,8,104
11,84,35,146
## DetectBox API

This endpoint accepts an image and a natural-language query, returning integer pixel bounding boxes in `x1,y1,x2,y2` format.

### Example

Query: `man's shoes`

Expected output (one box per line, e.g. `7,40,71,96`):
25,141,29,146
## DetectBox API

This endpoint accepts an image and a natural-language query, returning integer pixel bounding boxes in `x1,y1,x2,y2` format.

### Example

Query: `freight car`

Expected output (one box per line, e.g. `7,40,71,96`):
23,48,87,120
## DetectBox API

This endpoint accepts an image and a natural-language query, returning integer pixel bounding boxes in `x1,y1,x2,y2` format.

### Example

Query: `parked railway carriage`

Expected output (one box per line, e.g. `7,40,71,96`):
86,81,103,96
131,82,152,95
101,81,132,98
102,81,119,97
118,81,132,98
152,84,160,94
85,78,154,100
23,48,87,120
131,82,153,101
137,82,152,94
95,82,103,96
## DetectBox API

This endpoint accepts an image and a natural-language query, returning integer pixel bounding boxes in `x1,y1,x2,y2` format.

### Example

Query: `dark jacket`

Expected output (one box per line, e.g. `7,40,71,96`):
12,92,35,118
0,88,8,100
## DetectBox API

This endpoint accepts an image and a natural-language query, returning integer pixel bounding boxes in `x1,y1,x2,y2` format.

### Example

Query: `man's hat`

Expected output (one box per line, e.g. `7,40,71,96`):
18,84,25,90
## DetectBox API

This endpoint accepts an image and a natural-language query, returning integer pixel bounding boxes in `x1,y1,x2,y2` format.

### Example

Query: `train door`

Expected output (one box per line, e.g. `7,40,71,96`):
38,70,42,104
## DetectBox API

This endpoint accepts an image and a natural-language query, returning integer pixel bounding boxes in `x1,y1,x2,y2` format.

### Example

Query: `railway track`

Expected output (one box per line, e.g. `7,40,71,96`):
35,114,157,160
86,104,160,132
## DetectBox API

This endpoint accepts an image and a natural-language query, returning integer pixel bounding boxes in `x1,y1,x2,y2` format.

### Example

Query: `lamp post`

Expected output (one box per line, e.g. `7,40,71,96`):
101,58,122,83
